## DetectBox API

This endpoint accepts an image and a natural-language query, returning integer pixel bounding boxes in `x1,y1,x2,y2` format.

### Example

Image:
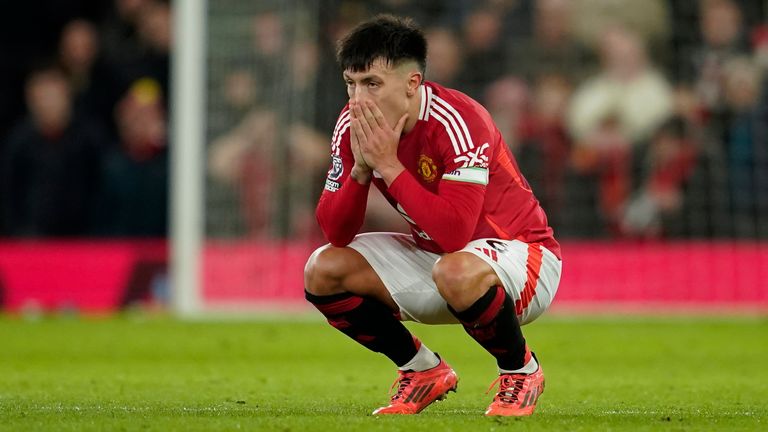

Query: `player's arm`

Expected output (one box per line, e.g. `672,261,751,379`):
388,173,484,251
352,100,487,252
316,108,371,247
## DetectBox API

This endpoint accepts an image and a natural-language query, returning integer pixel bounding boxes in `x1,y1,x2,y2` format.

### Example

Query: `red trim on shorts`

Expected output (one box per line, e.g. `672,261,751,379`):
314,296,363,315
515,243,543,315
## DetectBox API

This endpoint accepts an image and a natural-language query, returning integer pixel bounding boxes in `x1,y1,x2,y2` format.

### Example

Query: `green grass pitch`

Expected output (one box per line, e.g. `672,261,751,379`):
0,314,766,431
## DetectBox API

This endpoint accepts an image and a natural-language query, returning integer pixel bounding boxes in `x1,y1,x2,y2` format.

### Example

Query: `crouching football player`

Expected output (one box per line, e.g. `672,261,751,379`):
304,15,562,416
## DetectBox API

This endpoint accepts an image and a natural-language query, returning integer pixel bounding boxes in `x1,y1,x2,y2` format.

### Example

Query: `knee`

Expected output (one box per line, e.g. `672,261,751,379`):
432,252,496,310
304,245,352,296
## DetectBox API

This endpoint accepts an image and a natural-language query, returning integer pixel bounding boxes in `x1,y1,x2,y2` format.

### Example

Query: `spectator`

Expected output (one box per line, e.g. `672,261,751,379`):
719,57,768,237
100,0,152,69
59,20,99,107
570,0,670,54
58,19,121,138
214,69,259,133
566,26,674,234
208,107,329,238
424,27,463,88
683,0,748,115
507,0,594,84
101,0,171,108
484,76,530,152
568,26,674,145
131,0,171,99
2,66,103,237
457,7,507,102
95,78,168,236
621,117,698,237
249,11,288,106
289,39,323,126
677,55,768,239
516,74,573,228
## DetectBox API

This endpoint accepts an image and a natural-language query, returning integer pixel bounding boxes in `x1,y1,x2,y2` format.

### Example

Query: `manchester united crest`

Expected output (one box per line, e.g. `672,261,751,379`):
417,154,438,182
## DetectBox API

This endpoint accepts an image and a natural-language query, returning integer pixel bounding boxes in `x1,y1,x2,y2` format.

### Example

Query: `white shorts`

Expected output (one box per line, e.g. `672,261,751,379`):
345,232,562,325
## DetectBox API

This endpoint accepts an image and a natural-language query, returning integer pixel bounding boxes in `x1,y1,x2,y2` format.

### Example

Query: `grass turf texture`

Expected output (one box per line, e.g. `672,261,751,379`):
0,315,765,431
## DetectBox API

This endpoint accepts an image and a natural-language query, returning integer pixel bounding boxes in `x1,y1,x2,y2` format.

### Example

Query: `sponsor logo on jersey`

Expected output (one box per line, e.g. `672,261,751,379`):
328,155,343,180
417,154,438,182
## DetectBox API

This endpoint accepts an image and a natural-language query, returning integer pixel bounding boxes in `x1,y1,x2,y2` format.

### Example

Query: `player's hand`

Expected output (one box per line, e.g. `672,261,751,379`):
351,100,408,183
349,105,372,184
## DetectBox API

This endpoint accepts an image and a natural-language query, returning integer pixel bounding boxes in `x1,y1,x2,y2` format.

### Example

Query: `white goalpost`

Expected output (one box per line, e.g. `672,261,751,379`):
170,0,207,316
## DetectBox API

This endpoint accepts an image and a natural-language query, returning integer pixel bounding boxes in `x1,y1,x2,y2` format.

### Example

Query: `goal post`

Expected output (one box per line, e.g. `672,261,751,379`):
170,0,207,316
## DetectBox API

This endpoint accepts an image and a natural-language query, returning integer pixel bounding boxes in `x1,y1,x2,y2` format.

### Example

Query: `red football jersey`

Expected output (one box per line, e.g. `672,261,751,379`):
317,80,561,259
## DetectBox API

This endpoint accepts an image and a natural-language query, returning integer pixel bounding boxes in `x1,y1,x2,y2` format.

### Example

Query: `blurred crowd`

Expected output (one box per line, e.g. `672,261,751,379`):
0,0,170,237
2,0,768,240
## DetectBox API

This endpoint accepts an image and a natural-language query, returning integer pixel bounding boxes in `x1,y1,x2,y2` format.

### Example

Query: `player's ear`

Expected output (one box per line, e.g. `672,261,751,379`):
406,71,422,97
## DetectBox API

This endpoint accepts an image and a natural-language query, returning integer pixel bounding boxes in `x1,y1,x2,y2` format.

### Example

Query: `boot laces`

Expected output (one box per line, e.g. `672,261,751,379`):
486,374,526,404
388,370,415,401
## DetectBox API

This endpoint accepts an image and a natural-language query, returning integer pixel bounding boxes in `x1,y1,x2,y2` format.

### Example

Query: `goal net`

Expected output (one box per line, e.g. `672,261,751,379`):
172,0,768,315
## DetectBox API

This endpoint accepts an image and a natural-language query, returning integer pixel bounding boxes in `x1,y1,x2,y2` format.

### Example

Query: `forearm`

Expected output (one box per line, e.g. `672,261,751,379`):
316,179,370,247
387,171,483,252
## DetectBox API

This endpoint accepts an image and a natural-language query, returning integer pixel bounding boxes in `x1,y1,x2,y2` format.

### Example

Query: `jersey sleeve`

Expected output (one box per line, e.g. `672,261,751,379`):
386,106,495,252
436,106,494,187
315,107,370,247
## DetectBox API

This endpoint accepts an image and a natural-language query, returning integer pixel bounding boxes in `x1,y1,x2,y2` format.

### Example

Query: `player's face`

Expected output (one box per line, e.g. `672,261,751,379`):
343,58,418,129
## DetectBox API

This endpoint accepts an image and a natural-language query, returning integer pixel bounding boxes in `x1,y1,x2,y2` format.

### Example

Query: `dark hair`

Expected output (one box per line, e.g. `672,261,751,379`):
336,14,427,73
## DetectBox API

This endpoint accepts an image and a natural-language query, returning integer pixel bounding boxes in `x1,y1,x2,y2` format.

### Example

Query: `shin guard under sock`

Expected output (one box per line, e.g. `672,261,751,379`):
448,285,530,370
305,290,419,367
